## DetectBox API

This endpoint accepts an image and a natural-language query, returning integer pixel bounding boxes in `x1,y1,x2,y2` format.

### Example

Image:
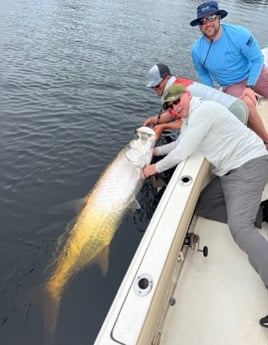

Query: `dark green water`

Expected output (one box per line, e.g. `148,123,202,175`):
0,0,267,344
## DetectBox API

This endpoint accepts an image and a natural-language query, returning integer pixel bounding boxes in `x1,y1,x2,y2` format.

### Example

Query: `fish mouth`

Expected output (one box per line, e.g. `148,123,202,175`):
135,127,156,144
125,127,155,166
136,126,155,136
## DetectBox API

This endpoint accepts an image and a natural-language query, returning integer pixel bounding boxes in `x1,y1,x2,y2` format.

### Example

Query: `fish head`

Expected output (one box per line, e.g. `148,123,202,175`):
125,127,156,168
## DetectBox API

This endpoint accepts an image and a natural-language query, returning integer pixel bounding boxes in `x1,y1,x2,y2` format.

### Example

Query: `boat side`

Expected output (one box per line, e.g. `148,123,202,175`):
94,152,210,345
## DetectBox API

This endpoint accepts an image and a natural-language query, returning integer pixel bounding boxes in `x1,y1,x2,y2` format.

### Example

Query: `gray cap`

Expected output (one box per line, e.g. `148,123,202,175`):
146,63,171,88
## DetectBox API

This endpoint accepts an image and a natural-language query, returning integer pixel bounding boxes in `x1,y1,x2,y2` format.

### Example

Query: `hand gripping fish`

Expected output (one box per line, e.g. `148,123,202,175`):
42,126,155,344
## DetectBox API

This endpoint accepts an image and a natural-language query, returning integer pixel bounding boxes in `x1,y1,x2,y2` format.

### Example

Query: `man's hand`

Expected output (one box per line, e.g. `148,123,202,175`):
241,87,257,105
143,164,157,178
153,125,165,140
144,116,157,127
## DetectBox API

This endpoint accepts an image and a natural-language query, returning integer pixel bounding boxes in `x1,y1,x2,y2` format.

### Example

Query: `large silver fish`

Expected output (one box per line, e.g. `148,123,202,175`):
42,126,155,344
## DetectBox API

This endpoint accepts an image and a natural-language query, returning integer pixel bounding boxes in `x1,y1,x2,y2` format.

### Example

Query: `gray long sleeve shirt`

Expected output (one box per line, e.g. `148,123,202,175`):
164,76,237,108
155,97,267,176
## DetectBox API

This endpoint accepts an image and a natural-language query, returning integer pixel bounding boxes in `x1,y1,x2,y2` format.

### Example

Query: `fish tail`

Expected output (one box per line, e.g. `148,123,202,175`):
40,283,62,345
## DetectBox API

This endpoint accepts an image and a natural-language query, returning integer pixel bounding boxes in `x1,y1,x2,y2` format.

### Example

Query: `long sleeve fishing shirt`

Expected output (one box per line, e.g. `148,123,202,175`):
164,76,239,108
191,24,264,87
155,97,267,176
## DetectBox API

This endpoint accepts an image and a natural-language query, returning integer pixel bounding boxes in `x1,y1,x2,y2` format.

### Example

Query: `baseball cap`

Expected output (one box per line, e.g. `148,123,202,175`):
146,63,171,88
162,84,186,106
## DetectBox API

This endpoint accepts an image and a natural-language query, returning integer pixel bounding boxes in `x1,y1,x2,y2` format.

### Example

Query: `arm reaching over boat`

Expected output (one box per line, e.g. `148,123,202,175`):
144,63,250,141
143,110,183,141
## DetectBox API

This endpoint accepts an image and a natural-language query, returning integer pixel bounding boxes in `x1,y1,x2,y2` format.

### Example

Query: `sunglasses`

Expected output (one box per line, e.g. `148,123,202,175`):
199,14,218,25
163,94,184,111
152,82,161,90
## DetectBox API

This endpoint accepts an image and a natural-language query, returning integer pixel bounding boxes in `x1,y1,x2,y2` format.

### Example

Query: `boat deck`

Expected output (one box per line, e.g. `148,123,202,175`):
160,200,268,345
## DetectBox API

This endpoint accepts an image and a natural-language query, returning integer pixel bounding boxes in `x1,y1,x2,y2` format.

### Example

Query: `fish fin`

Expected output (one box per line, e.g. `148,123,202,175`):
95,246,109,276
149,175,166,189
129,198,141,210
50,197,87,215
40,285,62,345
25,284,61,345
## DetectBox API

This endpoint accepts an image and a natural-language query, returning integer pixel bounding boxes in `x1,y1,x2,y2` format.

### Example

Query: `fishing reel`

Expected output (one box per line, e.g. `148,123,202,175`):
183,232,208,257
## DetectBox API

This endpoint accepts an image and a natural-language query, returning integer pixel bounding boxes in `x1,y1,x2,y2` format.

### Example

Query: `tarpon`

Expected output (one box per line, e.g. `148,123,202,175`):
42,126,155,344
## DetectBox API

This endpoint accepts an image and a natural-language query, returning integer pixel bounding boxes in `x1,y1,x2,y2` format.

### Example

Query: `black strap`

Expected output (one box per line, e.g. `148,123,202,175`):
202,39,213,67
156,106,163,125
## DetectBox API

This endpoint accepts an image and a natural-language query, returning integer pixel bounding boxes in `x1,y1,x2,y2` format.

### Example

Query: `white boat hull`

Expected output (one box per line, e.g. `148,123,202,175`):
94,152,210,345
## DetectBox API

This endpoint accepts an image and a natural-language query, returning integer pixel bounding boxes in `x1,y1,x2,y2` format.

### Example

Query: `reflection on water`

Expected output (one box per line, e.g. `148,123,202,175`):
1,0,268,344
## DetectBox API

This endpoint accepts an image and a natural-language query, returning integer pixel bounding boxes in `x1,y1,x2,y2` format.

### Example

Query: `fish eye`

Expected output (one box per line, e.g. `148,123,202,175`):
141,133,153,140
133,132,140,140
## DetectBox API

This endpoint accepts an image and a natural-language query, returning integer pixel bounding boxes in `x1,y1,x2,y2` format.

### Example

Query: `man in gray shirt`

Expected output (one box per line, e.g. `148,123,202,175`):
145,64,268,147
143,84,268,326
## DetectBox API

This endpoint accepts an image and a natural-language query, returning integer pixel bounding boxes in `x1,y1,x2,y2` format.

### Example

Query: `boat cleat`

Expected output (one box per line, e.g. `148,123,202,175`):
183,232,208,257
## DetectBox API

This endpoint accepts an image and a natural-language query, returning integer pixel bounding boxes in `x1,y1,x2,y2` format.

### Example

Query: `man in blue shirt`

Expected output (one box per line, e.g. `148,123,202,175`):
190,1,268,148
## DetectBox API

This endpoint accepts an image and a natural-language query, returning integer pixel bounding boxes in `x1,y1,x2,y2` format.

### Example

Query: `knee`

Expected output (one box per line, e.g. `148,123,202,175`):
228,220,255,253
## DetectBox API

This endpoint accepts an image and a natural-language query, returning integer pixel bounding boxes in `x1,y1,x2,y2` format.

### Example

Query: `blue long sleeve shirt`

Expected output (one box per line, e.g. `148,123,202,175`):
191,24,264,87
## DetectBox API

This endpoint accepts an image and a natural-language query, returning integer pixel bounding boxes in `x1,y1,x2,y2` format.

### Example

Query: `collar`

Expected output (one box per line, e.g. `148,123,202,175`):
161,76,176,102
